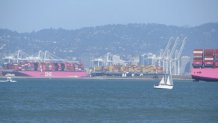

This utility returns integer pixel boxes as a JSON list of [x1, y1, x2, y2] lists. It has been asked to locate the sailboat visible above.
[[6, 77, 16, 82], [154, 74, 173, 89]]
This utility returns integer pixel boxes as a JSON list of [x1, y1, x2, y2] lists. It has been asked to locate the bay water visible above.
[[0, 78, 218, 123]]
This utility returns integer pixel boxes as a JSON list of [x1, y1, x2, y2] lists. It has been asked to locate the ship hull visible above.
[[2, 71, 88, 78], [192, 68, 218, 81], [153, 85, 173, 89]]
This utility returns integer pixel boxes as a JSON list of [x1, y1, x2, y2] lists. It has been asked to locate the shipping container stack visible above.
[[215, 49, 218, 67], [192, 49, 203, 68], [203, 49, 214, 67]]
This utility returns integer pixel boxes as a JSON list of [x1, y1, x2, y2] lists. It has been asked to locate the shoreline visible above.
[[0, 76, 193, 81]]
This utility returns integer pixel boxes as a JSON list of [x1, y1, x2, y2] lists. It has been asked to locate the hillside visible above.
[[0, 23, 218, 65]]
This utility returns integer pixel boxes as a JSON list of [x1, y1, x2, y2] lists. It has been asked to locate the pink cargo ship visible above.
[[192, 49, 218, 81], [192, 68, 218, 81], [1, 51, 89, 78], [1, 62, 88, 78], [2, 71, 88, 78]]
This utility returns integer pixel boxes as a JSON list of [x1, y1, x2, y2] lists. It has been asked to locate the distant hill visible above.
[[0, 23, 218, 66]]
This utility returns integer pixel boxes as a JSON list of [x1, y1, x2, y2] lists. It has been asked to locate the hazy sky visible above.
[[0, 0, 218, 32]]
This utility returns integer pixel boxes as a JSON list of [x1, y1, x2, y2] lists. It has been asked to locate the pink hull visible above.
[[192, 68, 218, 81], [14, 71, 88, 78]]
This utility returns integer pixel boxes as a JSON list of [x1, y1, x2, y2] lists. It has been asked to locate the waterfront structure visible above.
[[139, 53, 159, 66]]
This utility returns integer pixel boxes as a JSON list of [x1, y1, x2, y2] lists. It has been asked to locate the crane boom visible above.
[[176, 37, 187, 59], [169, 37, 180, 58], [162, 37, 173, 58]]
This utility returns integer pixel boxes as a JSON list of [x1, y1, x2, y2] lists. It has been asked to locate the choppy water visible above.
[[0, 78, 218, 123]]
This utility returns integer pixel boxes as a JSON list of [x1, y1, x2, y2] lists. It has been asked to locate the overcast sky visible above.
[[0, 0, 218, 32]]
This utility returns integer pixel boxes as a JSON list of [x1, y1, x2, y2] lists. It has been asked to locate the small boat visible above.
[[154, 74, 173, 89], [6, 77, 16, 82]]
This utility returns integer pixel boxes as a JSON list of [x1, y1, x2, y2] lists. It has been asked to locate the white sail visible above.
[[166, 76, 172, 85], [170, 75, 173, 85], [159, 76, 165, 85]]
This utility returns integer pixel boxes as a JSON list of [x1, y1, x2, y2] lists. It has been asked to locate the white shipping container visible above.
[[193, 51, 203, 54], [204, 58, 214, 60]]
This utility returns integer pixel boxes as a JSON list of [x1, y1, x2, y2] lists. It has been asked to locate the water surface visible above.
[[0, 78, 218, 123]]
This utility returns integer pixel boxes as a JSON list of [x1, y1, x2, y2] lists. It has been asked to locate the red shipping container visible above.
[[204, 52, 213, 54], [194, 53, 203, 56], [204, 51, 213, 54], [192, 61, 203, 64], [204, 49, 214, 52], [204, 60, 213, 64], [204, 55, 214, 58], [193, 58, 203, 61], [204, 49, 214, 51]]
